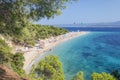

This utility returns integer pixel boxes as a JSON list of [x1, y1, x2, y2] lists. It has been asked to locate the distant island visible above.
[[56, 21, 120, 27]]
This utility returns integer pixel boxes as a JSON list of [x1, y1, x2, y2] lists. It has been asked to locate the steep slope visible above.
[[0, 65, 29, 80]]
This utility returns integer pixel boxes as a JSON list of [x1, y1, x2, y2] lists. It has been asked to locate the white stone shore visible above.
[[0, 31, 90, 73], [15, 31, 90, 73]]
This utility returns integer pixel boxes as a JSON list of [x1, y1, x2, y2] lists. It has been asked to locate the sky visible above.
[[37, 0, 120, 25]]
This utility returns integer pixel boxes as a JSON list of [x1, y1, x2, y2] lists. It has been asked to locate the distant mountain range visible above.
[[55, 21, 120, 27]]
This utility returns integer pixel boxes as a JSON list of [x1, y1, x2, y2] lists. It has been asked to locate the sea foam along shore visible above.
[[23, 31, 90, 73]]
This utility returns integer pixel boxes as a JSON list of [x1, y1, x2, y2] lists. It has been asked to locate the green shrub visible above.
[[73, 71, 84, 80], [92, 72, 116, 80], [0, 38, 12, 53], [34, 55, 65, 80], [11, 52, 25, 75], [0, 38, 13, 64], [0, 39, 25, 76]]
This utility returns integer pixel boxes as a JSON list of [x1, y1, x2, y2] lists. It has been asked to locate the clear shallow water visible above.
[[45, 32, 120, 80]]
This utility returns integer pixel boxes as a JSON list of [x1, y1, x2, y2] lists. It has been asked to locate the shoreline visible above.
[[23, 31, 90, 73]]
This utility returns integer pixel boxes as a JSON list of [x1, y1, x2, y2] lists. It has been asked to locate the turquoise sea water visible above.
[[45, 32, 120, 80]]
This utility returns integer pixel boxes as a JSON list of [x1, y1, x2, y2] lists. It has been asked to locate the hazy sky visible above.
[[37, 0, 120, 25]]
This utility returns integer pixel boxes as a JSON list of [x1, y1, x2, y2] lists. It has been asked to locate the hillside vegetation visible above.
[[0, 24, 68, 46]]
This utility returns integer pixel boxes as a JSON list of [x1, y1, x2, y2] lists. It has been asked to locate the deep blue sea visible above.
[[37, 27, 120, 80], [62, 27, 120, 32]]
